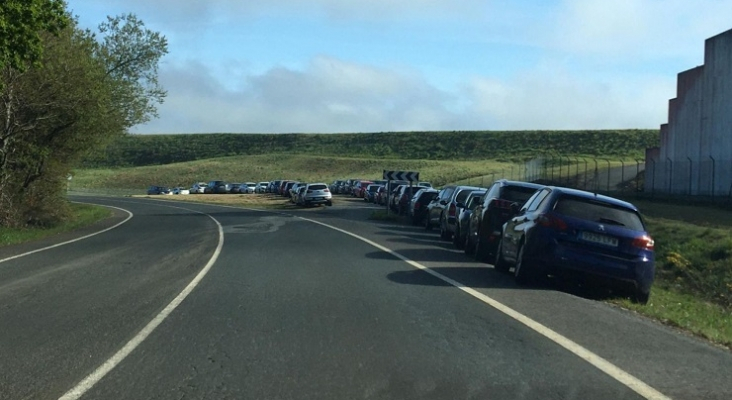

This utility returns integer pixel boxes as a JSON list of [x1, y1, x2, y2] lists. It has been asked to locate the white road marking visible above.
[[0, 204, 133, 265], [58, 204, 225, 400], [297, 216, 672, 400]]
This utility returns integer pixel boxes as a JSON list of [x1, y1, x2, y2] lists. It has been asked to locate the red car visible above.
[[353, 180, 373, 198]]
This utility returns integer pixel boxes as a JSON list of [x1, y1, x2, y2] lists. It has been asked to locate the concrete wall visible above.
[[648, 28, 732, 196]]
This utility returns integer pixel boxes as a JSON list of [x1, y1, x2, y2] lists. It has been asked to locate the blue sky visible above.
[[65, 0, 732, 134]]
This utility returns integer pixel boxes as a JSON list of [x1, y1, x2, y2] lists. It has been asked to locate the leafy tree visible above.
[[0, 12, 167, 227], [0, 0, 68, 71]]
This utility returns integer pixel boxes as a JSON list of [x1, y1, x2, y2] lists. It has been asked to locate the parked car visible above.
[[289, 182, 308, 202], [205, 180, 230, 194], [392, 185, 419, 215], [330, 180, 344, 193], [494, 186, 655, 303], [300, 183, 333, 206], [467, 180, 545, 261], [278, 180, 294, 196], [229, 183, 243, 194], [409, 188, 439, 225], [453, 189, 486, 249], [293, 185, 308, 205], [172, 187, 190, 195], [243, 182, 257, 194], [417, 182, 432, 188], [364, 184, 383, 203], [375, 186, 388, 205], [255, 182, 270, 193], [282, 181, 298, 197], [353, 180, 373, 198], [147, 185, 171, 195], [190, 182, 207, 194], [268, 180, 283, 193]]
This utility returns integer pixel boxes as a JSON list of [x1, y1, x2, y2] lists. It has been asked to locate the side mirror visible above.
[[440, 200, 448, 205]]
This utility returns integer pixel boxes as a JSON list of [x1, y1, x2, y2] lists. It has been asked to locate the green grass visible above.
[[0, 203, 112, 247], [611, 287, 732, 348]]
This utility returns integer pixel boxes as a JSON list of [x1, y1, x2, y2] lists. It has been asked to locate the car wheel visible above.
[[632, 288, 650, 305], [474, 235, 489, 263], [463, 233, 475, 255], [514, 242, 535, 285], [326, 200, 333, 206], [453, 225, 463, 249], [439, 218, 450, 240], [493, 239, 511, 273], [424, 214, 432, 231]]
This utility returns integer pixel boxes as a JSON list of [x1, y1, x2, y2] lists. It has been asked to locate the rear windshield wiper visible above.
[[597, 217, 625, 226]]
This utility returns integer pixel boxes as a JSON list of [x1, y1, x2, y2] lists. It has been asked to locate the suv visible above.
[[300, 183, 333, 206], [205, 180, 230, 194], [467, 180, 544, 261]]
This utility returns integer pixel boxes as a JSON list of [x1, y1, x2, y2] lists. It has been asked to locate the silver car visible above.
[[190, 182, 207, 194], [300, 183, 332, 206]]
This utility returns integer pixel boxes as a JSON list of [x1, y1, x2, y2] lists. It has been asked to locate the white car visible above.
[[190, 182, 207, 194], [243, 182, 257, 194], [172, 187, 190, 195], [255, 182, 269, 193], [300, 183, 332, 206]]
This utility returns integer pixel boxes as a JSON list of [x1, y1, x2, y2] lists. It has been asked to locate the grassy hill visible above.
[[81, 129, 659, 168]]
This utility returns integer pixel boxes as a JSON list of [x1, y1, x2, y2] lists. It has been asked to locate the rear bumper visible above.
[[527, 239, 655, 292]]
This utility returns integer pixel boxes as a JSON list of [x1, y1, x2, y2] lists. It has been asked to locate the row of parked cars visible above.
[[374, 179, 655, 304], [262, 179, 333, 207]]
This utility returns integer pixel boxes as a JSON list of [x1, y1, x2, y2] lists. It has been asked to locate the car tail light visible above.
[[414, 203, 420, 210], [632, 235, 655, 250], [324, 188, 330, 192], [537, 214, 567, 231], [448, 203, 456, 217]]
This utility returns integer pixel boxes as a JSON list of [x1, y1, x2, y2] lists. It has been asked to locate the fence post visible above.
[[605, 159, 611, 192], [620, 159, 625, 188], [583, 158, 588, 190], [593, 158, 599, 191], [710, 155, 715, 198], [649, 159, 656, 196], [687, 157, 693, 195], [666, 157, 673, 193]]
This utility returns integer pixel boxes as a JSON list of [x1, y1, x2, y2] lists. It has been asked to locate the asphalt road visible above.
[[0, 195, 730, 400]]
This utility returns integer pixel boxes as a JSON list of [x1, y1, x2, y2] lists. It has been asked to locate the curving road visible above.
[[0, 196, 729, 400]]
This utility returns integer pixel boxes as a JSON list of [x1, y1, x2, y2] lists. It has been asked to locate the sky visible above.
[[65, 0, 732, 134]]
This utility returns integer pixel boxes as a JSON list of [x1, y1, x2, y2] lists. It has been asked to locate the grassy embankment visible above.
[[0, 203, 111, 246]]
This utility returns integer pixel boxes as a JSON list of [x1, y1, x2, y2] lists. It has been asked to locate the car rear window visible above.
[[553, 196, 645, 231], [501, 186, 539, 204], [455, 189, 477, 203], [309, 184, 327, 190]]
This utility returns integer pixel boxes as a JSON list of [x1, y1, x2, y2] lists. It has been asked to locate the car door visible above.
[[502, 188, 551, 261]]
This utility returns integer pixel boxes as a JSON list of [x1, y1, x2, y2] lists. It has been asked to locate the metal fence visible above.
[[464, 157, 646, 194]]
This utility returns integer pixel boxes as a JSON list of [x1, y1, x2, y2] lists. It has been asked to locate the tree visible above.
[[0, 12, 167, 227], [0, 0, 68, 71]]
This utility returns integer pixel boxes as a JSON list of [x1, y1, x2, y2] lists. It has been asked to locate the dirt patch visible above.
[[132, 193, 331, 210]]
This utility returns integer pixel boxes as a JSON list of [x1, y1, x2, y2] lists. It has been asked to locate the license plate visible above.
[[580, 231, 618, 247]]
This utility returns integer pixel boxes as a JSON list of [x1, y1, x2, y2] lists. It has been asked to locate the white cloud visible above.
[[138, 56, 462, 133]]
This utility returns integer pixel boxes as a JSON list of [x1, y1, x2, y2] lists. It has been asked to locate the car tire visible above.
[[424, 214, 432, 230], [326, 200, 333, 206], [439, 217, 450, 241], [463, 233, 475, 255], [474, 235, 489, 263], [514, 242, 535, 285], [632, 288, 650, 305], [493, 239, 511, 273], [453, 225, 463, 249]]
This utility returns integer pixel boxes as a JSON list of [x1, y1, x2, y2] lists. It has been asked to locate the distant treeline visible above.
[[80, 130, 660, 168]]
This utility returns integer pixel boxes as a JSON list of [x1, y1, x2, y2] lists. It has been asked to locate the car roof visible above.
[[546, 186, 639, 211], [495, 179, 545, 190]]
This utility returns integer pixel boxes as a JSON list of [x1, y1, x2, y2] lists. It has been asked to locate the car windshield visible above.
[[309, 184, 327, 190], [502, 186, 540, 203]]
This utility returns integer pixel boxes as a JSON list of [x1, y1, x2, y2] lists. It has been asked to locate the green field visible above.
[[0, 203, 111, 247]]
